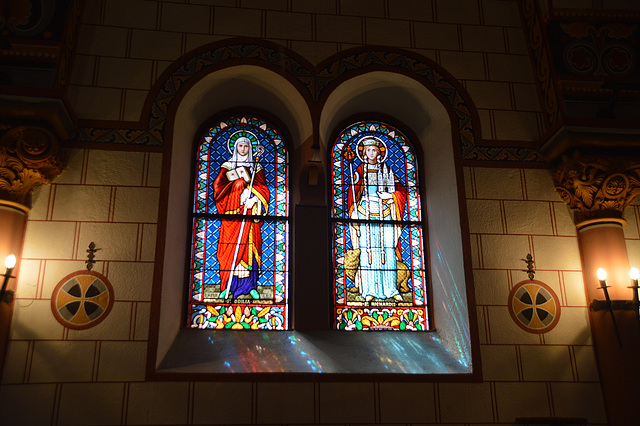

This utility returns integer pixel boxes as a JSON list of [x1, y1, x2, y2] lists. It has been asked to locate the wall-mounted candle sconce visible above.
[[0, 254, 16, 303], [589, 267, 640, 347]]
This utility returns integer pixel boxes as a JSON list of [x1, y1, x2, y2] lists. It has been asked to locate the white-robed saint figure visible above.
[[347, 137, 407, 302], [212, 136, 269, 300]]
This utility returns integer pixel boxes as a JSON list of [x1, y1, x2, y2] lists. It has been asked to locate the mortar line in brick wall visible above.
[[72, 221, 81, 261], [98, 0, 106, 26], [21, 340, 34, 383], [477, 234, 485, 269], [141, 152, 149, 187], [188, 381, 195, 424], [52, 383, 62, 425], [119, 89, 126, 122], [362, 17, 367, 44], [410, 21, 415, 49], [558, 270, 569, 307], [488, 109, 496, 139], [482, 52, 490, 80], [433, 382, 441, 423], [490, 381, 498, 423], [129, 301, 136, 340], [92, 340, 101, 381], [312, 14, 316, 42], [45, 183, 55, 221], [484, 305, 492, 344], [518, 169, 527, 201], [156, 2, 162, 31], [508, 82, 516, 110], [515, 344, 524, 381], [108, 186, 116, 223], [135, 224, 143, 263], [550, 201, 559, 236], [546, 381, 555, 416], [568, 345, 578, 381], [92, 56, 99, 86], [457, 24, 463, 51], [33, 259, 44, 299], [33, 182, 161, 189], [81, 149, 90, 185], [121, 382, 130, 425], [504, 26, 510, 54], [498, 199, 508, 234], [209, 6, 215, 34], [125, 28, 133, 59]]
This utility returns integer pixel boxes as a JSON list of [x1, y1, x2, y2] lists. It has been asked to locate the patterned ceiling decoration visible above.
[[549, 21, 638, 78], [508, 280, 561, 334], [76, 42, 544, 163]]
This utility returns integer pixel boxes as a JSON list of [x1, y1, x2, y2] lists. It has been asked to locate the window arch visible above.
[[188, 114, 289, 330], [331, 121, 429, 331]]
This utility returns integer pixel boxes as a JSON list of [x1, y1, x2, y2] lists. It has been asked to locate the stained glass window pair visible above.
[[188, 115, 428, 331]]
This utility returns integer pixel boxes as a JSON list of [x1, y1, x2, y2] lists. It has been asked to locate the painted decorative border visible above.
[[76, 42, 544, 163], [521, 0, 561, 129]]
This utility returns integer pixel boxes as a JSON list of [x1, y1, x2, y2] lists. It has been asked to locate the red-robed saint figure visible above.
[[212, 137, 269, 300]]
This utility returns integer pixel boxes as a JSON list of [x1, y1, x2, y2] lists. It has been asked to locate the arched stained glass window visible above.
[[189, 115, 289, 330], [331, 121, 428, 331]]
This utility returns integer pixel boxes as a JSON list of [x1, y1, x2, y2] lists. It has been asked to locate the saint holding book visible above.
[[212, 136, 269, 300]]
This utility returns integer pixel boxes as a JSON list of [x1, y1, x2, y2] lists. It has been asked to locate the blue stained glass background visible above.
[[331, 122, 429, 322], [193, 218, 288, 291], [190, 116, 289, 319]]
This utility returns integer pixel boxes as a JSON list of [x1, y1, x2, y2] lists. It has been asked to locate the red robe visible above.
[[213, 165, 269, 291]]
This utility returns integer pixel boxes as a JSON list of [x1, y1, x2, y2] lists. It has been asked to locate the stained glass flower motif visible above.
[[188, 115, 289, 330], [331, 121, 428, 330]]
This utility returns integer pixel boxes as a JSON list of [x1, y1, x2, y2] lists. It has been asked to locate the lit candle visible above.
[[0, 254, 16, 303], [597, 268, 608, 287]]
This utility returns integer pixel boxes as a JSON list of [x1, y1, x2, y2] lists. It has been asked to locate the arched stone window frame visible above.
[[109, 40, 483, 378]]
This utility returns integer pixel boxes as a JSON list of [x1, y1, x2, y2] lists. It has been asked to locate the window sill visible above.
[[155, 328, 471, 378]]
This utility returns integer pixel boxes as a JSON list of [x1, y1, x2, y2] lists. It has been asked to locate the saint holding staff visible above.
[[346, 137, 408, 302], [212, 134, 269, 300]]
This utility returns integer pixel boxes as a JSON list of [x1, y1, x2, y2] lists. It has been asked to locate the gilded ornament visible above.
[[553, 152, 640, 226], [0, 125, 65, 208]]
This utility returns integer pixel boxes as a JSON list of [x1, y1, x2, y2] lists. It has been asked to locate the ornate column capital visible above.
[[553, 152, 640, 228], [0, 125, 66, 208]]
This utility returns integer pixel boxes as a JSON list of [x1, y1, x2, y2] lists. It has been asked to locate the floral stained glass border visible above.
[[189, 115, 289, 330], [331, 121, 429, 331]]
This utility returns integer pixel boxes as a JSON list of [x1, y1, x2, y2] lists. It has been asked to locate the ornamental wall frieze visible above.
[[553, 152, 640, 225], [0, 125, 65, 208], [76, 42, 544, 163]]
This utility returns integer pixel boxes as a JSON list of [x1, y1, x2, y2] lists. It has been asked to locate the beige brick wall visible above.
[[67, 0, 542, 142], [1, 161, 608, 425]]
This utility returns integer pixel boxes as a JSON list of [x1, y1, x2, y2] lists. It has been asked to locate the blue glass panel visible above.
[[189, 115, 289, 329], [331, 121, 428, 331]]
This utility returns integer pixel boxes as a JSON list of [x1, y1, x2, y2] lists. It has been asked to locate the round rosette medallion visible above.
[[51, 271, 114, 329], [508, 280, 561, 334]]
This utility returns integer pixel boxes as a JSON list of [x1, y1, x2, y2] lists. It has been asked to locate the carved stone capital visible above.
[[0, 125, 66, 208], [553, 152, 640, 227]]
